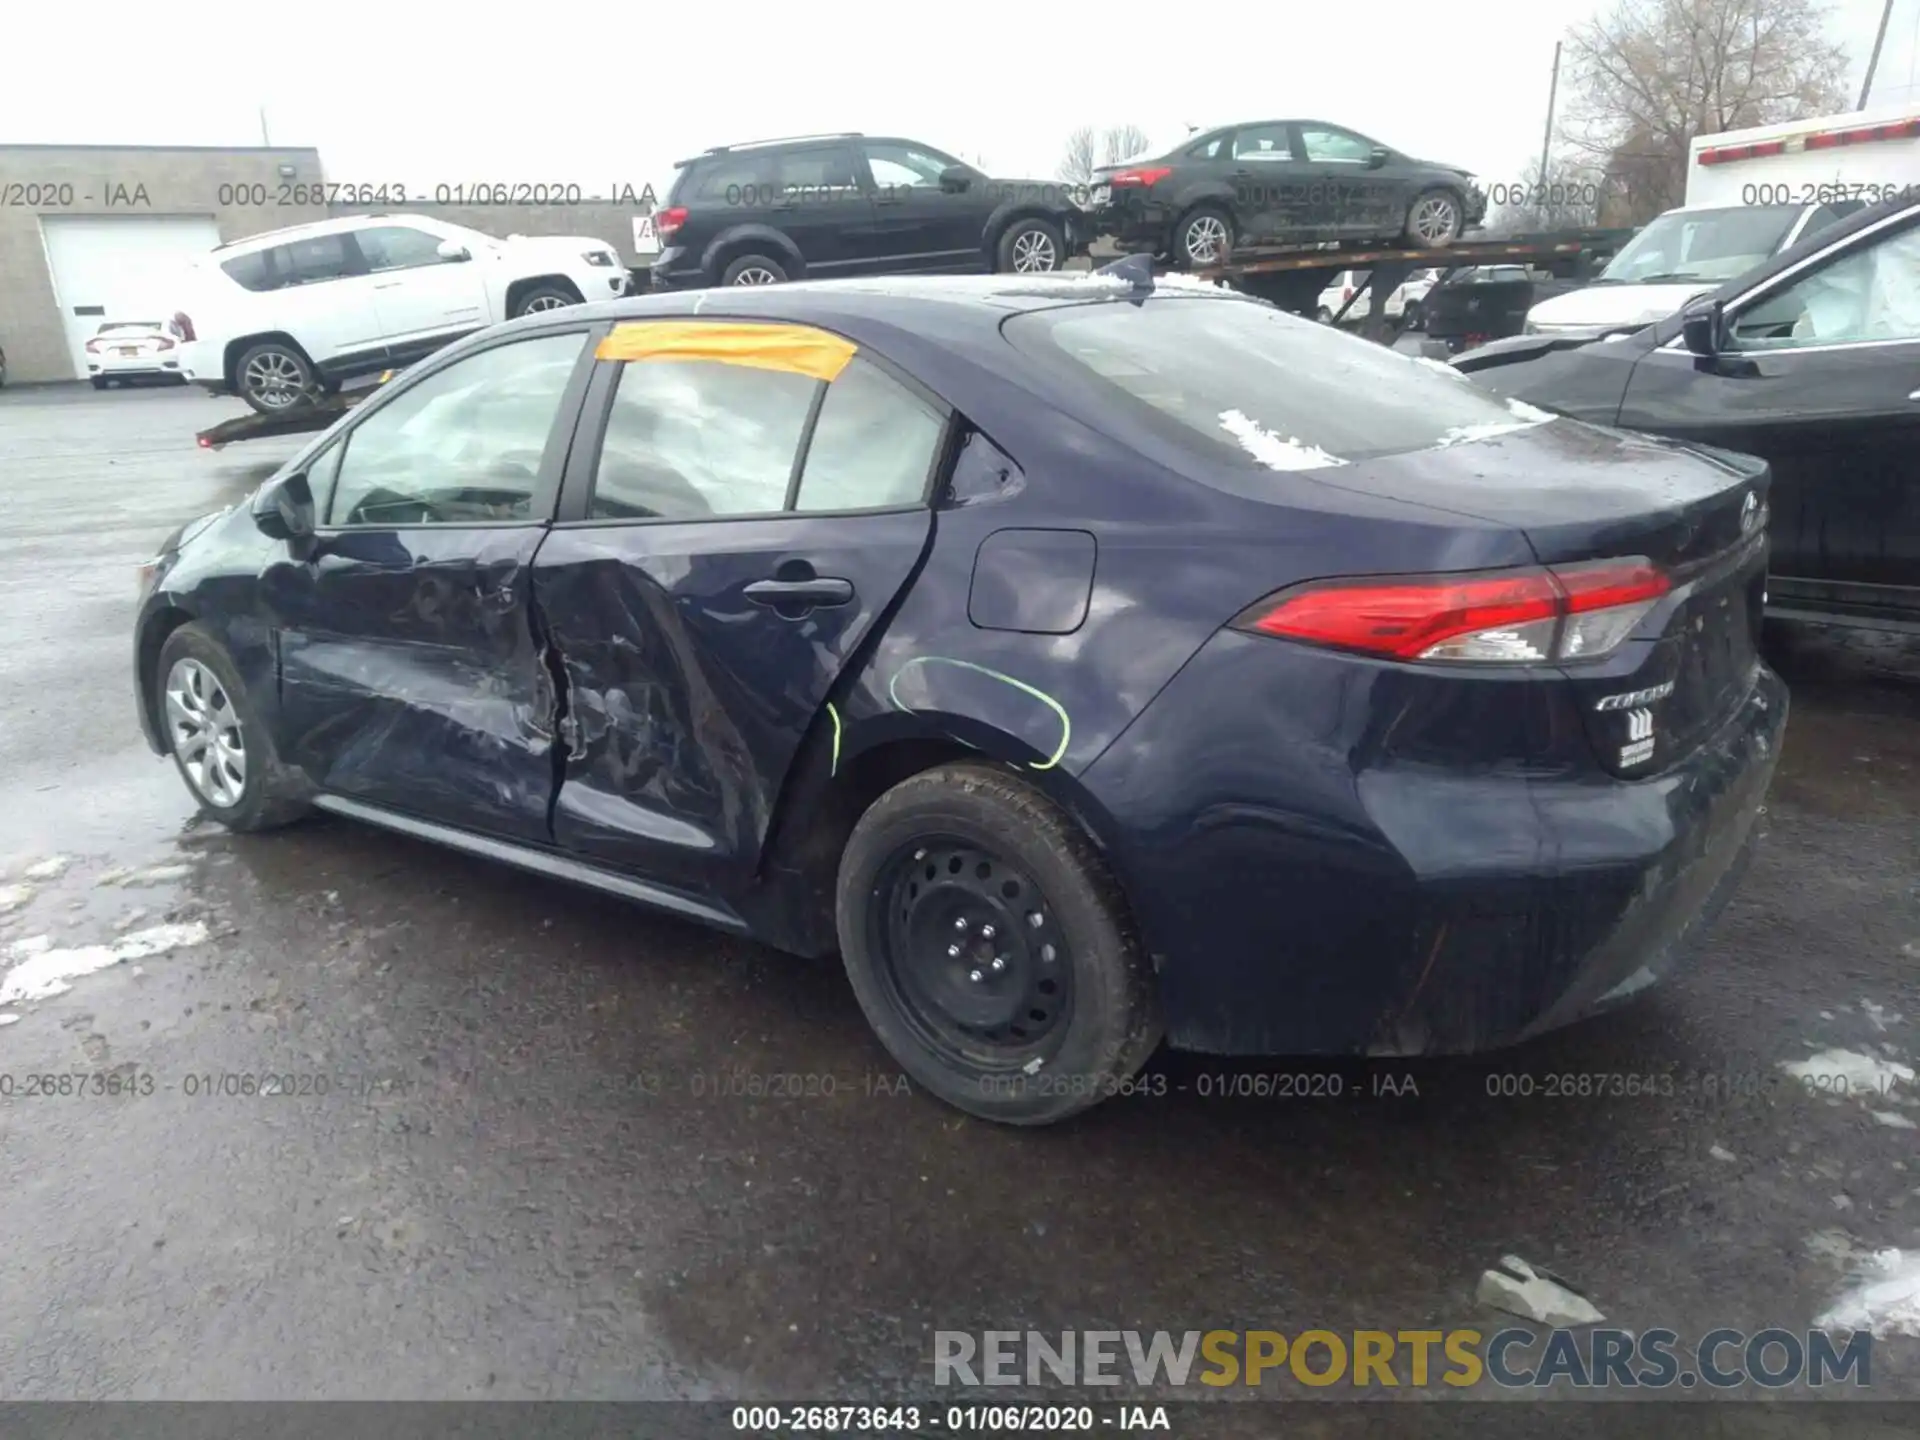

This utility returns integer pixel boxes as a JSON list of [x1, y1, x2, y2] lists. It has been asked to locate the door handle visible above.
[[744, 577, 854, 609]]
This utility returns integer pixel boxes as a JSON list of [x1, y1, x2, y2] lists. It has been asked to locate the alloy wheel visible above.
[[1412, 195, 1460, 245], [242, 351, 309, 410], [730, 266, 781, 286], [1183, 214, 1228, 266], [1011, 230, 1059, 272], [521, 293, 575, 312], [873, 837, 1073, 1065], [165, 657, 247, 807]]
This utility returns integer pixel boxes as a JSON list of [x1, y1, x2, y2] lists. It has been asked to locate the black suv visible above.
[[1090, 119, 1486, 269], [648, 133, 1095, 290]]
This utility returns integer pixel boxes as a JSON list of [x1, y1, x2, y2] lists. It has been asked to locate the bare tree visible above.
[[1561, 0, 1850, 225], [1481, 154, 1607, 236], [1058, 123, 1155, 183]]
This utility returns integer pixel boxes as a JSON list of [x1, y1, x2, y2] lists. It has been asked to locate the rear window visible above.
[[1002, 297, 1550, 472], [218, 249, 277, 292]]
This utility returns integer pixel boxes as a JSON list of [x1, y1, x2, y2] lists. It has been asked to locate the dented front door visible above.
[[531, 320, 945, 891], [263, 328, 597, 842]]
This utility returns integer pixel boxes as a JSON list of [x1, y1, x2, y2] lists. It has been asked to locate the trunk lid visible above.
[[1326, 420, 1771, 777]]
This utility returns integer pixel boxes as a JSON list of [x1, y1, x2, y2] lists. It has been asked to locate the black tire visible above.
[[90, 376, 108, 390], [1172, 205, 1233, 270], [1403, 188, 1464, 247], [154, 623, 310, 833], [835, 761, 1162, 1125], [234, 340, 318, 415], [720, 253, 789, 287], [1404, 299, 1425, 330], [509, 283, 580, 318], [996, 217, 1065, 274], [1316, 306, 1334, 324]]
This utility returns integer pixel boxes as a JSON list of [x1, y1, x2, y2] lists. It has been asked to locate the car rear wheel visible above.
[[235, 341, 318, 415], [156, 624, 309, 833], [1405, 189, 1464, 247], [1174, 206, 1233, 269], [511, 284, 580, 317], [835, 762, 1162, 1125], [997, 217, 1065, 274], [1316, 306, 1334, 324], [91, 376, 108, 390], [721, 254, 789, 286], [1404, 298, 1425, 329]]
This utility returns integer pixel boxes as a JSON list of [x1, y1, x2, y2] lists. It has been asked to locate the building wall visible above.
[[0, 146, 327, 383]]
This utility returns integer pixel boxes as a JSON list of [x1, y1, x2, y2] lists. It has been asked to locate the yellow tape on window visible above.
[[595, 321, 857, 382]]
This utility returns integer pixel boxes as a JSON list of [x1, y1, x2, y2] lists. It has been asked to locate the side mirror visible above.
[[1367, 147, 1389, 169], [254, 470, 317, 546], [938, 166, 972, 193], [1680, 298, 1724, 357], [436, 239, 472, 262]]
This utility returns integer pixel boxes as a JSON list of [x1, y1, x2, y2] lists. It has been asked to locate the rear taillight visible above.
[[174, 311, 196, 341], [656, 206, 688, 241], [85, 340, 101, 353], [1108, 166, 1172, 188], [156, 337, 175, 350], [1232, 559, 1670, 665]]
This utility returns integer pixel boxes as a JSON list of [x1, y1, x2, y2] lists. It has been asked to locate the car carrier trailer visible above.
[[193, 369, 401, 451], [1192, 228, 1636, 345]]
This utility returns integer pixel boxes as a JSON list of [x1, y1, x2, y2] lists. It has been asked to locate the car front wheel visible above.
[[1405, 189, 1464, 247], [835, 762, 1162, 1125], [997, 217, 1065, 274], [721, 254, 789, 286], [235, 341, 318, 414], [511, 283, 580, 317], [155, 624, 309, 832]]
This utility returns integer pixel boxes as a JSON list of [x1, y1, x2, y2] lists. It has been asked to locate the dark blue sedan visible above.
[[133, 268, 1787, 1123]]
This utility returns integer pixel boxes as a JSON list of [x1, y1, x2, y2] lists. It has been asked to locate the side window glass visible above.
[[357, 225, 449, 272], [862, 144, 951, 189], [794, 358, 945, 512], [1231, 126, 1294, 162], [1729, 222, 1920, 350], [275, 234, 356, 286], [774, 146, 860, 191], [692, 158, 767, 201], [1188, 135, 1225, 160], [1300, 127, 1374, 164], [219, 250, 277, 292], [591, 359, 817, 520], [302, 441, 345, 519], [326, 333, 584, 526]]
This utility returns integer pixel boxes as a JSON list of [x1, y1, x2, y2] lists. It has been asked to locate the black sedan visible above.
[[1455, 195, 1920, 634], [134, 267, 1784, 1124], [1089, 119, 1486, 268]]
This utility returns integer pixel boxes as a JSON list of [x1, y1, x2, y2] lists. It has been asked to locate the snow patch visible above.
[[0, 1015, 18, 1027], [0, 885, 33, 914], [1872, 1111, 1917, 1130], [1815, 1249, 1920, 1338], [0, 922, 209, 1005], [1218, 409, 1347, 471], [1781, 1048, 1915, 1094], [21, 856, 71, 881]]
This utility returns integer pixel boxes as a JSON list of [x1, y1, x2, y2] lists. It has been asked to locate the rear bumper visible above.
[[1080, 631, 1788, 1056], [1091, 197, 1176, 253]]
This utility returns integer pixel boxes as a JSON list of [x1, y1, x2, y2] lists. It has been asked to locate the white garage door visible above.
[[40, 215, 224, 378]]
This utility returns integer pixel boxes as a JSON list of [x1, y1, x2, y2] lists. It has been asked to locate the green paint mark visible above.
[[887, 656, 1072, 772], [826, 701, 842, 777]]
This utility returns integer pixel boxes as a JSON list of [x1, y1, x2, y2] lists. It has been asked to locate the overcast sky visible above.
[[1, 0, 1910, 198]]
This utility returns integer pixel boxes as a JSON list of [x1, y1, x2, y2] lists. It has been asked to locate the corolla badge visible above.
[[1594, 681, 1675, 712], [1740, 491, 1761, 535]]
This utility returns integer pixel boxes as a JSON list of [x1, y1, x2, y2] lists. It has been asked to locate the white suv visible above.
[[177, 214, 628, 413]]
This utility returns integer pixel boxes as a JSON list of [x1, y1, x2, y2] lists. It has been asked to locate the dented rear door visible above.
[[531, 320, 944, 892], [264, 327, 599, 842]]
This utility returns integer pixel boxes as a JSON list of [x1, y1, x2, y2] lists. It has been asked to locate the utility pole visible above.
[[1858, 0, 1896, 110], [1537, 40, 1562, 227]]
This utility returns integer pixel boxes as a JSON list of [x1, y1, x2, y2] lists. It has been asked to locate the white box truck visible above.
[[1523, 102, 1920, 339]]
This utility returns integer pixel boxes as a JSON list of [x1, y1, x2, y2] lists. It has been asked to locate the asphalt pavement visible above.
[[0, 383, 1916, 1411]]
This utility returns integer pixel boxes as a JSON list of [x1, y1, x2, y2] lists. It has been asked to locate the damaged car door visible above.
[[531, 320, 944, 895], [263, 328, 597, 841]]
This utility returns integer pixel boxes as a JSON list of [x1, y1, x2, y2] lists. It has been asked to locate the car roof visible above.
[[213, 213, 453, 252]]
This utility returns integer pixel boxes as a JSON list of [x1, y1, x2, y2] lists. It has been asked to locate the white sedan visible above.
[[86, 320, 190, 388], [1316, 268, 1443, 325]]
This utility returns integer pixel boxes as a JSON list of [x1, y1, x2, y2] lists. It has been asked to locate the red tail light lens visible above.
[[656, 206, 688, 241], [173, 311, 196, 341], [155, 336, 176, 350], [1233, 560, 1670, 665], [1109, 167, 1172, 188]]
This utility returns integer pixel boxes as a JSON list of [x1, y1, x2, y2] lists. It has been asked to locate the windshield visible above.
[[1597, 205, 1800, 285], [1002, 296, 1552, 474]]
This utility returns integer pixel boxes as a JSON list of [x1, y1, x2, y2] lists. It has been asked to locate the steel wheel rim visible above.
[[1413, 196, 1458, 243], [522, 293, 573, 312], [872, 837, 1072, 1069], [731, 267, 780, 286], [243, 351, 307, 409], [165, 657, 247, 808], [1184, 214, 1228, 264], [1011, 230, 1058, 272]]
